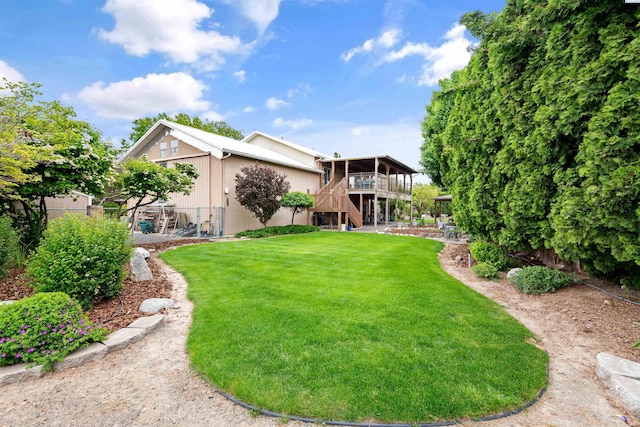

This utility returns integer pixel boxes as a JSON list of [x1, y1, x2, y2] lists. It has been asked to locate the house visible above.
[[45, 190, 94, 210], [121, 120, 417, 236], [311, 156, 417, 229]]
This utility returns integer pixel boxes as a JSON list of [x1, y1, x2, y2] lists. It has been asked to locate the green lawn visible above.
[[160, 233, 547, 424]]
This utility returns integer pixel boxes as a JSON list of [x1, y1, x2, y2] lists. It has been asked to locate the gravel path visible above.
[[0, 262, 302, 427], [1, 243, 638, 426]]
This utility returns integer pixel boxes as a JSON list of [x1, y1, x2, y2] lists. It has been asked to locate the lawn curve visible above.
[[160, 232, 547, 424]]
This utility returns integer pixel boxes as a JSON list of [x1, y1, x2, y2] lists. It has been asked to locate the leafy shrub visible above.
[[0, 292, 106, 371], [509, 266, 574, 295], [235, 225, 320, 238], [27, 214, 133, 310], [0, 215, 19, 279], [472, 262, 499, 280], [469, 241, 508, 270]]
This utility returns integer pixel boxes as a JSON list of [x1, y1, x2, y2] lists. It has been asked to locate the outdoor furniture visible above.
[[138, 221, 156, 234], [443, 225, 458, 240]]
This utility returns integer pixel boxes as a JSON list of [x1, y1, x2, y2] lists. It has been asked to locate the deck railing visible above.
[[344, 195, 363, 228], [313, 177, 363, 227], [347, 172, 411, 194], [314, 177, 335, 210]]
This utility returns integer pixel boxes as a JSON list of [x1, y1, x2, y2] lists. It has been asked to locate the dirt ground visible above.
[[1, 240, 639, 426]]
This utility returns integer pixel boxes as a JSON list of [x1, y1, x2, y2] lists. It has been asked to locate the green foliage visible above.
[[469, 241, 508, 271], [280, 191, 314, 225], [27, 214, 133, 310], [472, 262, 499, 280], [420, 76, 459, 189], [103, 156, 199, 226], [422, 1, 640, 285], [460, 10, 497, 40], [0, 80, 56, 198], [509, 266, 574, 295], [412, 183, 440, 218], [126, 113, 244, 148], [0, 215, 19, 278], [235, 225, 319, 238], [0, 292, 106, 371], [235, 164, 291, 227], [0, 79, 116, 249]]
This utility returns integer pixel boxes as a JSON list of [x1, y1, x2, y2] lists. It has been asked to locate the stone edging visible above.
[[0, 314, 164, 384]]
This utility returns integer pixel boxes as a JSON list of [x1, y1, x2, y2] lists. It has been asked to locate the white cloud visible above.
[[232, 70, 246, 83], [350, 126, 370, 137], [287, 83, 312, 99], [384, 23, 472, 86], [202, 110, 224, 121], [341, 28, 401, 62], [97, 0, 252, 70], [220, 0, 281, 34], [266, 97, 290, 110], [242, 106, 256, 113], [273, 117, 312, 130], [378, 28, 401, 48], [0, 60, 24, 84], [77, 72, 210, 120]]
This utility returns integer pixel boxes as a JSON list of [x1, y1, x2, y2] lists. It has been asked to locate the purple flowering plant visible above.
[[0, 292, 105, 371]]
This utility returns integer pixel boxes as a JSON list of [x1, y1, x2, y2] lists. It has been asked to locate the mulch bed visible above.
[[0, 239, 209, 332]]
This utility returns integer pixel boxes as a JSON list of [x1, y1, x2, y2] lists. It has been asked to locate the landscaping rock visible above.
[[596, 352, 640, 418], [101, 327, 148, 353], [130, 251, 153, 282], [507, 268, 523, 279], [128, 314, 164, 332], [140, 298, 175, 314], [136, 247, 151, 259], [0, 300, 15, 306], [53, 342, 108, 371], [0, 363, 45, 384]]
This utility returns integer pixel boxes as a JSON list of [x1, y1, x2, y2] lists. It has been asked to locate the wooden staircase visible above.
[[311, 178, 362, 228]]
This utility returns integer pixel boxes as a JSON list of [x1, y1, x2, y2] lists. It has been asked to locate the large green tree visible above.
[[0, 80, 57, 198], [421, 1, 640, 285], [0, 80, 116, 248], [124, 113, 244, 149], [412, 183, 440, 218]]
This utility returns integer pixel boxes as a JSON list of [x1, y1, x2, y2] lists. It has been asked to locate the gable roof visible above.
[[122, 120, 322, 174], [242, 130, 332, 160]]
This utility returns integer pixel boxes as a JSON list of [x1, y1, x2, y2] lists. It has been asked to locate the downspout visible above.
[[220, 151, 232, 236]]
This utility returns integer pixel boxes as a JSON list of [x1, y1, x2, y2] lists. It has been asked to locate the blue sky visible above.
[[0, 0, 506, 181]]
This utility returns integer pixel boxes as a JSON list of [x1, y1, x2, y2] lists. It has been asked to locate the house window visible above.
[[159, 141, 167, 157], [159, 161, 167, 168], [170, 139, 178, 155]]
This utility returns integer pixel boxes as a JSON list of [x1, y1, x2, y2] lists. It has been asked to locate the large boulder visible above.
[[136, 247, 151, 259], [507, 268, 523, 280], [130, 251, 153, 282]]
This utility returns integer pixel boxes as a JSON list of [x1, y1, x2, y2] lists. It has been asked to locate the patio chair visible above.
[[444, 225, 458, 240]]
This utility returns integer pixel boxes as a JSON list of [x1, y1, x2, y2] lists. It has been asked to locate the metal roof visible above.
[[122, 120, 321, 174]]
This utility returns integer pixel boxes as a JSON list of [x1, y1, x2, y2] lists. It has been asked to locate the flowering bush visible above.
[[27, 214, 133, 309], [0, 292, 106, 371]]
